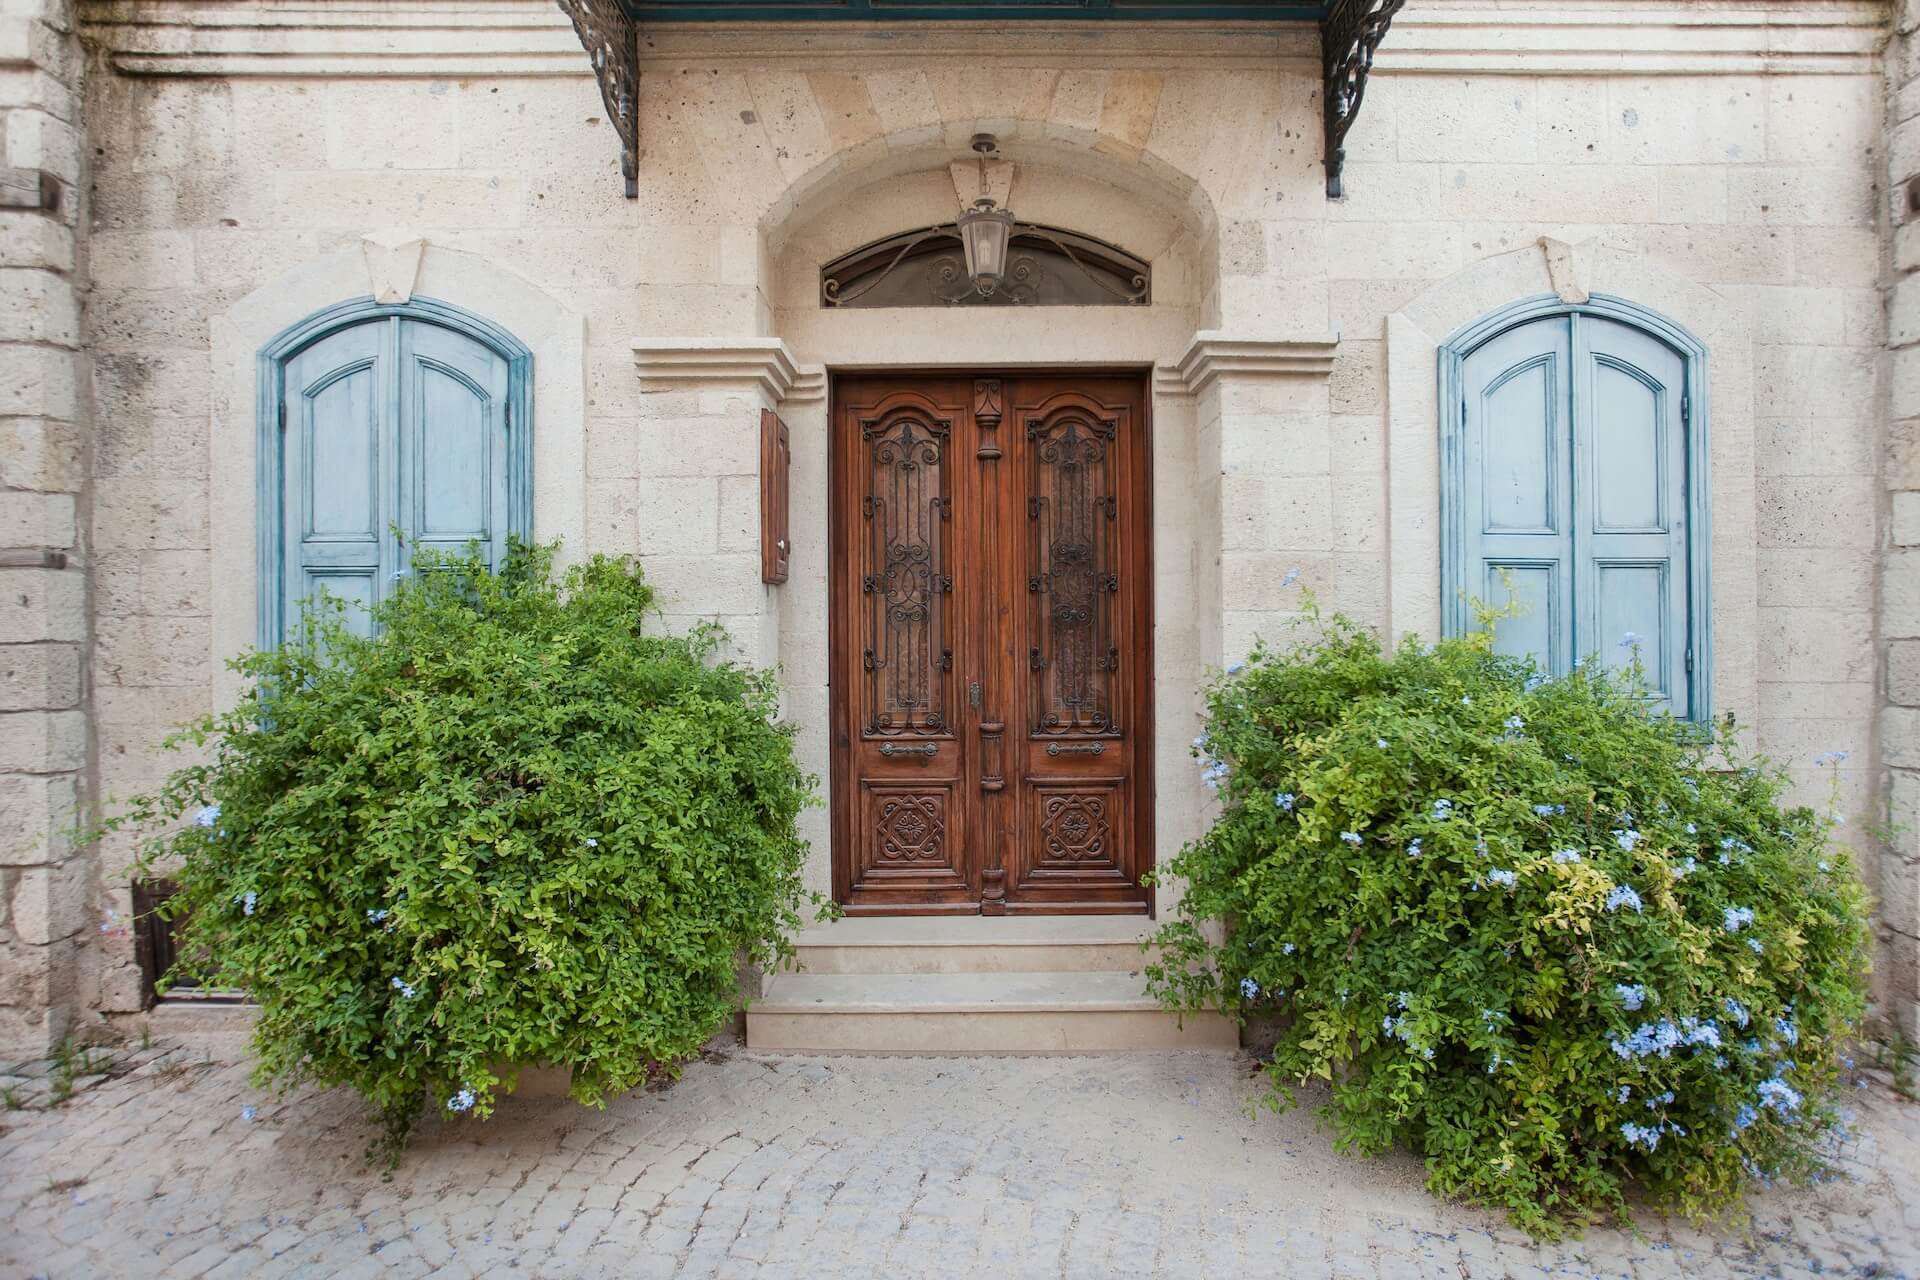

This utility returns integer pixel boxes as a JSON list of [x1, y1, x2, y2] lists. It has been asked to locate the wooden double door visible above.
[[830, 373, 1152, 914]]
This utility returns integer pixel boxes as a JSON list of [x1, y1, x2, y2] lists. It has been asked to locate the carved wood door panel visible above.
[[831, 374, 1151, 915]]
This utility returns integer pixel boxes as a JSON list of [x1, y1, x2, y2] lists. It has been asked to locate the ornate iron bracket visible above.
[[1321, 0, 1405, 199], [557, 0, 640, 198]]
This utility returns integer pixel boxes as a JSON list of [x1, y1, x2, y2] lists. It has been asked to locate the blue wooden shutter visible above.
[[1455, 311, 1693, 714], [1459, 316, 1576, 677], [278, 316, 514, 638], [397, 319, 513, 569], [282, 321, 388, 638], [1575, 316, 1690, 711]]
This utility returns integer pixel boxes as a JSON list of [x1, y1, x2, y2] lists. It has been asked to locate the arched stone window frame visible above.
[[1384, 240, 1755, 727], [1436, 292, 1712, 721], [209, 243, 585, 711], [254, 296, 536, 648]]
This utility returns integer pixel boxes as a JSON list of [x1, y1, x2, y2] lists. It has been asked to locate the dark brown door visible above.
[[830, 373, 1152, 915]]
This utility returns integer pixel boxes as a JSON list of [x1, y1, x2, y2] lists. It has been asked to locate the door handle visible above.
[[1046, 742, 1106, 756], [969, 681, 982, 707], [879, 743, 938, 758]]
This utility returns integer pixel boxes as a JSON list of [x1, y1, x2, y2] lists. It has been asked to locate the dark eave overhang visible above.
[[556, 0, 1403, 200]]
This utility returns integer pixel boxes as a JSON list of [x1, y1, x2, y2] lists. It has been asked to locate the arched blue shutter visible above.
[[1453, 310, 1695, 715], [277, 316, 514, 639]]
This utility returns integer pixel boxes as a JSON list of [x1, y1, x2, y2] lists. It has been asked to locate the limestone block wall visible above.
[[0, 0, 89, 1059], [50, 0, 1900, 1030], [1883, 0, 1920, 1035]]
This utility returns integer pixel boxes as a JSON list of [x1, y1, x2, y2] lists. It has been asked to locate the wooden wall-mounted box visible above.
[[761, 408, 790, 584]]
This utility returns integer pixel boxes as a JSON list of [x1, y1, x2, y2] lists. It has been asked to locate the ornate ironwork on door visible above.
[[822, 223, 1150, 309], [860, 410, 953, 735], [1026, 410, 1119, 736]]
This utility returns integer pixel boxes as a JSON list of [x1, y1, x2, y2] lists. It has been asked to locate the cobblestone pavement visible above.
[[2, 1034, 1916, 1280]]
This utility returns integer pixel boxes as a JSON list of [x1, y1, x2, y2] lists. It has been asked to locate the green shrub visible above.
[[114, 543, 816, 1153], [1146, 603, 1872, 1236]]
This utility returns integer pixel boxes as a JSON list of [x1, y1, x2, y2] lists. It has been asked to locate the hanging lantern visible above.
[[957, 198, 1015, 297], [957, 133, 1015, 297]]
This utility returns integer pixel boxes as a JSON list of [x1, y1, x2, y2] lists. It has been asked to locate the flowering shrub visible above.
[[1147, 606, 1872, 1235], [114, 544, 815, 1154]]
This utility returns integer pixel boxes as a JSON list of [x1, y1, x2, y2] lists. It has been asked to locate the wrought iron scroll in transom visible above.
[[822, 224, 1150, 309], [1321, 0, 1406, 198], [1026, 412, 1120, 736], [861, 412, 953, 735], [555, 0, 639, 198]]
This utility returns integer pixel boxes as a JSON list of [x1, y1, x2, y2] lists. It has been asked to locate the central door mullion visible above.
[[971, 379, 1012, 914]]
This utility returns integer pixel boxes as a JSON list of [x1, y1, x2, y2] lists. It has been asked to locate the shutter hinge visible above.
[[1685, 646, 1694, 673], [1681, 393, 1690, 426], [277, 399, 286, 432]]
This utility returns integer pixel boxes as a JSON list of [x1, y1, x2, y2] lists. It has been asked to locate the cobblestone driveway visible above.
[[3, 1034, 1916, 1279]]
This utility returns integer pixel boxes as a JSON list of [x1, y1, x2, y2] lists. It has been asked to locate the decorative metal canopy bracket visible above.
[[1320, 0, 1405, 199], [557, 0, 640, 198], [563, 0, 1402, 202]]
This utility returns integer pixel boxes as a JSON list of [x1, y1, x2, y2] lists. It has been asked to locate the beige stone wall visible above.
[[1883, 0, 1920, 1035], [50, 0, 1898, 1027], [0, 0, 89, 1058]]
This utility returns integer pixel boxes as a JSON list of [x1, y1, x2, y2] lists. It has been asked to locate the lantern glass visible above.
[[958, 200, 1015, 296]]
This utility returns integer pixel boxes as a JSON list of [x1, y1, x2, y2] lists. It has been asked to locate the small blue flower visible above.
[[1524, 673, 1547, 691], [1605, 885, 1643, 913], [1733, 1104, 1758, 1132], [1505, 716, 1525, 731], [1192, 733, 1210, 751], [1340, 831, 1363, 846], [1376, 738, 1388, 749], [1619, 632, 1642, 649], [1407, 838, 1422, 858], [1240, 977, 1260, 999], [1675, 856, 1696, 877], [1747, 937, 1765, 955], [1475, 837, 1489, 858], [1281, 567, 1300, 588], [1614, 829, 1641, 853], [448, 1089, 476, 1113], [1774, 1017, 1799, 1047], [1533, 803, 1564, 817], [1758, 1077, 1802, 1116], [1620, 1121, 1660, 1151], [193, 804, 221, 829], [1723, 998, 1750, 1028], [241, 1105, 256, 1122], [1552, 849, 1582, 864], [366, 908, 388, 923], [1226, 661, 1245, 676], [1615, 984, 1647, 1011], [390, 976, 418, 1000], [1814, 750, 1850, 767], [1420, 1046, 1435, 1061], [1684, 822, 1697, 835], [1617, 1086, 1632, 1103], [1486, 868, 1518, 889], [1723, 906, 1755, 933], [1431, 799, 1454, 821], [236, 891, 257, 917], [1281, 941, 1296, 955], [1460, 695, 1472, 707], [1274, 791, 1295, 812]]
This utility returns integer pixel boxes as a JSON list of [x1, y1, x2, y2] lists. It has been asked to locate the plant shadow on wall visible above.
[[1146, 592, 1875, 1239], [97, 543, 821, 1161]]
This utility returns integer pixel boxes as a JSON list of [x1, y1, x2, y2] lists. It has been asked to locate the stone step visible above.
[[746, 970, 1238, 1053], [781, 915, 1160, 976]]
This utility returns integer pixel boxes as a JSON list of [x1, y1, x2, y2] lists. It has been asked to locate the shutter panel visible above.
[[1575, 315, 1690, 713], [282, 321, 388, 638], [1460, 316, 1575, 677], [398, 319, 514, 570]]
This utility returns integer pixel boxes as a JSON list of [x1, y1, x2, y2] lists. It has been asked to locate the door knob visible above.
[[969, 681, 982, 707]]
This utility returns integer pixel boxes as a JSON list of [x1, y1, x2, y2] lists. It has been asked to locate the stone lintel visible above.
[[632, 338, 802, 402], [1160, 331, 1340, 397]]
